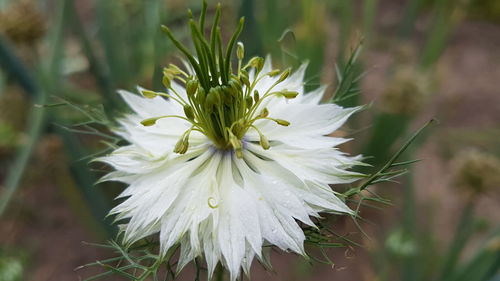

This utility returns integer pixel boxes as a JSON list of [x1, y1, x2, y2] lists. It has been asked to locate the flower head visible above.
[[98, 3, 363, 280]]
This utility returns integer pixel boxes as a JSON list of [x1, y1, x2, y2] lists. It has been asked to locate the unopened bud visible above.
[[141, 90, 158, 99]]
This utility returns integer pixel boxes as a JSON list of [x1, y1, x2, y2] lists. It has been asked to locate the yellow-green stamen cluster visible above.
[[141, 2, 297, 157]]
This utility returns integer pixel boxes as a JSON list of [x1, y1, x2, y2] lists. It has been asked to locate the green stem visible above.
[[419, 0, 455, 70], [69, 0, 116, 105], [337, 0, 354, 65], [0, 86, 47, 216], [362, 0, 378, 44], [438, 200, 476, 280], [399, 0, 424, 38]]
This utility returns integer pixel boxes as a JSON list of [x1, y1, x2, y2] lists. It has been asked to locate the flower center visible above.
[[139, 3, 297, 157]]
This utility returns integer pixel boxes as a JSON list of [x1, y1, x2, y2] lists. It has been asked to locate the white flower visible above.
[[97, 57, 363, 280], [95, 4, 365, 279]]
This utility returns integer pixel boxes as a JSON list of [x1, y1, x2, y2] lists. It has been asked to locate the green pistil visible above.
[[142, 1, 298, 157]]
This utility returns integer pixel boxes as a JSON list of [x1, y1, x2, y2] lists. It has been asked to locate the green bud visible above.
[[141, 90, 158, 99], [186, 79, 198, 98], [259, 134, 270, 150], [253, 90, 260, 103], [141, 117, 159, 126], [237, 42, 244, 60], [275, 119, 290, 126], [281, 90, 299, 99], [277, 68, 291, 83], [183, 105, 195, 120]]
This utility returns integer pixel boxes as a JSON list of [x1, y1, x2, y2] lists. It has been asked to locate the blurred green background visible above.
[[0, 0, 499, 280]]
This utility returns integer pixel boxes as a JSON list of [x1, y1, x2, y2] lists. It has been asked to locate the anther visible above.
[[141, 90, 158, 99], [186, 79, 198, 98], [253, 90, 260, 103], [268, 69, 281, 77], [183, 105, 195, 121], [141, 117, 160, 126], [281, 90, 299, 99], [277, 68, 291, 83], [259, 134, 270, 150], [275, 119, 290, 126]]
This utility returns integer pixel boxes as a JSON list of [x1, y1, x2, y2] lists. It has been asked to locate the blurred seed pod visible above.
[[0, 1, 46, 46], [379, 67, 430, 116], [393, 43, 417, 66], [451, 148, 500, 195], [385, 228, 417, 258]]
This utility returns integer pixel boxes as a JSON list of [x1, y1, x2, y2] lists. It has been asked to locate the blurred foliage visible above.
[[0, 248, 27, 281], [469, 0, 500, 22]]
